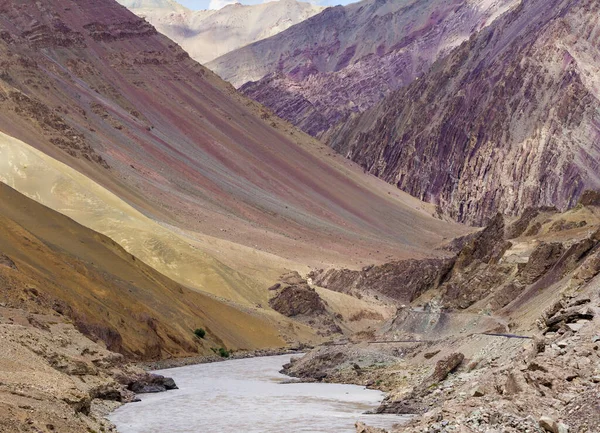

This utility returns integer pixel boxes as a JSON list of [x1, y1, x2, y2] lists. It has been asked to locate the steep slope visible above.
[[210, 0, 518, 137], [327, 0, 600, 225], [0, 0, 465, 290], [117, 0, 325, 64], [0, 182, 284, 359]]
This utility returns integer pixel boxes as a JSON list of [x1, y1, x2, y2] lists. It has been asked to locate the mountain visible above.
[[0, 0, 468, 359], [208, 0, 518, 137], [326, 0, 600, 225], [0, 181, 283, 358], [117, 0, 325, 64]]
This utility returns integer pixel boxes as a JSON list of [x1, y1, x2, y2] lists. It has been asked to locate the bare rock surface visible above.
[[221, 0, 518, 137], [327, 0, 600, 224], [268, 272, 342, 336], [0, 307, 177, 433]]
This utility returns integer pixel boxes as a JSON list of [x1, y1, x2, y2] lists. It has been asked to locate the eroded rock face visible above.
[[327, 0, 600, 225], [314, 210, 600, 314], [226, 0, 518, 137], [269, 285, 326, 317], [427, 352, 464, 384], [268, 272, 341, 336], [310, 258, 455, 305], [0, 254, 16, 269]]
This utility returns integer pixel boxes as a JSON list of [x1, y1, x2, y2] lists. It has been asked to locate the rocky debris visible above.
[[282, 349, 348, 381], [549, 219, 587, 233], [538, 416, 559, 433], [355, 421, 388, 433], [270, 284, 326, 317], [7, 90, 109, 168], [326, 0, 600, 225], [0, 253, 17, 269], [309, 257, 455, 305], [506, 207, 556, 239], [21, 20, 86, 49], [454, 214, 511, 269], [518, 242, 565, 285], [544, 305, 594, 333], [542, 297, 594, 332], [281, 344, 402, 382], [83, 20, 157, 42], [423, 350, 440, 360], [470, 385, 485, 397], [0, 307, 178, 433]]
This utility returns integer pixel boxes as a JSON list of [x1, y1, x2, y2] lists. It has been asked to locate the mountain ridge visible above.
[[210, 0, 520, 137], [326, 0, 600, 225], [117, 0, 326, 64]]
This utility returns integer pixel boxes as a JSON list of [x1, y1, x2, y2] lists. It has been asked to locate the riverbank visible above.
[[137, 346, 308, 370]]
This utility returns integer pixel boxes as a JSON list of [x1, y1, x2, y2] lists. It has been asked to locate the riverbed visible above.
[[109, 354, 409, 433]]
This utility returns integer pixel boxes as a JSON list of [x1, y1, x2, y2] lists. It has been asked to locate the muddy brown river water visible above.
[[109, 354, 409, 433]]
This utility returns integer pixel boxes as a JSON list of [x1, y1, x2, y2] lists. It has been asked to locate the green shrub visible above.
[[193, 328, 206, 339], [211, 347, 230, 358]]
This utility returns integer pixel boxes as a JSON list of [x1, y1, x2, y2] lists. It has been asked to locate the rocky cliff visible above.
[[212, 0, 518, 137], [327, 0, 600, 225]]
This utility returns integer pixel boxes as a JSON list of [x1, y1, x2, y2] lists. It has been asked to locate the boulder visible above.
[[128, 373, 178, 394], [539, 416, 559, 433], [428, 353, 464, 383], [471, 386, 485, 397]]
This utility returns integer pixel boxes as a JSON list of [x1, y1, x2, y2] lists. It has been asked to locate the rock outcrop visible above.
[[313, 204, 600, 314], [0, 306, 177, 433], [268, 272, 342, 336], [218, 0, 518, 137], [327, 0, 600, 224], [310, 258, 455, 305]]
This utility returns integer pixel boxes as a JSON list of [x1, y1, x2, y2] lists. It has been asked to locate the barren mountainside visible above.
[[0, 0, 468, 370], [117, 0, 325, 64], [327, 0, 600, 225], [211, 0, 518, 137]]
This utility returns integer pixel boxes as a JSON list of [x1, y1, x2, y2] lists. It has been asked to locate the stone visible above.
[[557, 423, 569, 433], [471, 386, 485, 397], [428, 353, 464, 384], [424, 350, 440, 360], [355, 422, 388, 433], [539, 416, 559, 433], [566, 323, 585, 332]]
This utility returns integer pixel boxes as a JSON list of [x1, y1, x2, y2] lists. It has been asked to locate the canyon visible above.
[[0, 0, 599, 432]]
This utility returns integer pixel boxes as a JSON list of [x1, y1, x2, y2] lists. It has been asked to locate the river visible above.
[[109, 354, 409, 433]]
